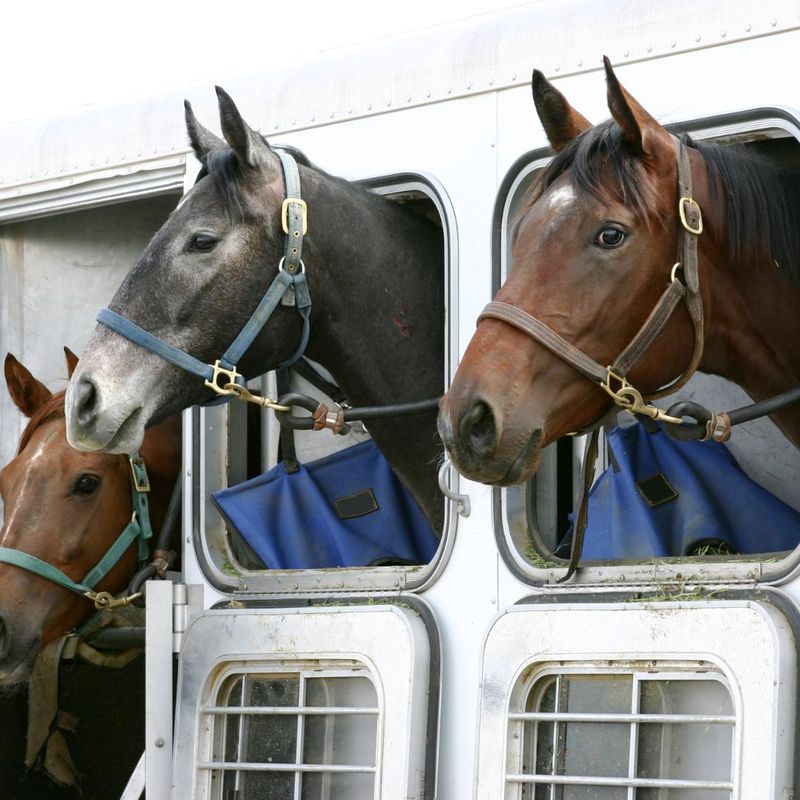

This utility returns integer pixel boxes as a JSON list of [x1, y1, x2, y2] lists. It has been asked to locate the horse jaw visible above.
[[65, 328, 175, 454]]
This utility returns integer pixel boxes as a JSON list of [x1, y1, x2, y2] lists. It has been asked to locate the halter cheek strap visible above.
[[96, 149, 311, 409], [0, 454, 154, 613]]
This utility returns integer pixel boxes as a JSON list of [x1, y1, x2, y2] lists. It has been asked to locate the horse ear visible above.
[[184, 100, 225, 162], [215, 86, 271, 169], [604, 56, 673, 160], [4, 354, 52, 417], [531, 69, 592, 152], [64, 346, 79, 378]]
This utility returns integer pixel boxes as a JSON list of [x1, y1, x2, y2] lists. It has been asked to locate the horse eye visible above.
[[72, 474, 100, 497], [594, 227, 626, 249], [191, 233, 217, 252]]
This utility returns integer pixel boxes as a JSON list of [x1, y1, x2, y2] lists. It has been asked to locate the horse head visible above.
[[63, 88, 444, 529], [438, 59, 719, 485], [0, 350, 181, 685], [65, 88, 310, 455]]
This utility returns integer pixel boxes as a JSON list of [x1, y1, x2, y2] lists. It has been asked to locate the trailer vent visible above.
[[507, 670, 735, 798], [200, 668, 378, 800]]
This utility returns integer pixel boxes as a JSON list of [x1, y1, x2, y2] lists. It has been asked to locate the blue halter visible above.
[[96, 149, 311, 402]]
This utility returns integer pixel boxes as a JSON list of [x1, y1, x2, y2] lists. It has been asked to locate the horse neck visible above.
[[294, 174, 445, 528], [138, 415, 182, 534], [701, 246, 800, 445]]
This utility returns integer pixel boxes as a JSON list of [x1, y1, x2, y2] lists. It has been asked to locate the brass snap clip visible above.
[[601, 369, 683, 425], [85, 590, 143, 611]]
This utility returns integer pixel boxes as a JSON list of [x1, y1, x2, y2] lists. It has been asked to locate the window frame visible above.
[[186, 171, 457, 596], [174, 601, 438, 800], [475, 595, 798, 800], [491, 107, 800, 587]]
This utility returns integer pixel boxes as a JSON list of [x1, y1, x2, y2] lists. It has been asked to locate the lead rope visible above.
[[558, 429, 600, 583]]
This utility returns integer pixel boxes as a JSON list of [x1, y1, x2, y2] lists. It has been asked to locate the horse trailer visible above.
[[3, 1, 800, 798]]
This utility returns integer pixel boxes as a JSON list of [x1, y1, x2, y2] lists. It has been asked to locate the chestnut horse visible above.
[[0, 350, 181, 685], [439, 59, 800, 485], [63, 87, 444, 530]]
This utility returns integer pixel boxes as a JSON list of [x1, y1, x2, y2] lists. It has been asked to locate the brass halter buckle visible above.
[[601, 369, 683, 425], [281, 197, 308, 235], [678, 196, 703, 235]]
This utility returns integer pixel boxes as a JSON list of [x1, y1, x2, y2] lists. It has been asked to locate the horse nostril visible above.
[[73, 376, 99, 428], [459, 400, 497, 458]]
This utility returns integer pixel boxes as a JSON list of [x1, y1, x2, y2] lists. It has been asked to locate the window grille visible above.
[[200, 668, 379, 800], [507, 670, 735, 799]]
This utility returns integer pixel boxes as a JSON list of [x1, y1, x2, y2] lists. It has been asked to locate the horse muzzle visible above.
[[65, 370, 146, 454], [437, 393, 544, 485]]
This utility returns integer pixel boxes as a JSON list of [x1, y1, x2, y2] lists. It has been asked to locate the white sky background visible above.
[[0, 0, 529, 126]]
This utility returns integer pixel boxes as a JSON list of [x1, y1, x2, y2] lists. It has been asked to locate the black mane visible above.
[[196, 140, 413, 233], [536, 120, 800, 285]]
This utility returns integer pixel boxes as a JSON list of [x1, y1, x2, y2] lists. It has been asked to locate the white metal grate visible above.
[[200, 668, 379, 800], [507, 670, 736, 799]]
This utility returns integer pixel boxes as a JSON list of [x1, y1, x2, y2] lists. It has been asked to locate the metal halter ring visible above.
[[278, 256, 305, 275]]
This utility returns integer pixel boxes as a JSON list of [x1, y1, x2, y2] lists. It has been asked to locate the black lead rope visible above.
[[557, 428, 600, 584], [274, 392, 441, 434], [665, 386, 800, 442], [272, 358, 441, 434]]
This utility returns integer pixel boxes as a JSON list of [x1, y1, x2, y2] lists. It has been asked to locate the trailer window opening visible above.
[[507, 668, 735, 798], [499, 121, 800, 579], [200, 176, 451, 588]]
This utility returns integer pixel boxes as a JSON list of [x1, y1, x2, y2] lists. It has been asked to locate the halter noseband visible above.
[[480, 137, 705, 429], [95, 148, 311, 410], [0, 454, 154, 612]]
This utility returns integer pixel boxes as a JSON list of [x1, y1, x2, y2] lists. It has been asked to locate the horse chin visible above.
[[448, 427, 544, 486], [494, 427, 543, 486], [0, 636, 41, 688]]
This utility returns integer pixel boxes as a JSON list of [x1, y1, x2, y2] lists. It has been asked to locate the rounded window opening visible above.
[[192, 175, 452, 593], [498, 117, 800, 583]]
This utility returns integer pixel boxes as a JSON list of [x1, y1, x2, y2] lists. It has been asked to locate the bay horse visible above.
[[0, 350, 181, 686], [438, 58, 800, 485], [64, 87, 444, 531]]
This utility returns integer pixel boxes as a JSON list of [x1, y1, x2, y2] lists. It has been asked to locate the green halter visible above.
[[0, 454, 155, 611]]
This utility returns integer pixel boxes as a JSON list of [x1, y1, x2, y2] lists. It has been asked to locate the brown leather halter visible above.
[[479, 138, 705, 581], [480, 137, 704, 430]]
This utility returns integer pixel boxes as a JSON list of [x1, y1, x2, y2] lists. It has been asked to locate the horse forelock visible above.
[[17, 392, 67, 456], [538, 121, 654, 218], [198, 141, 315, 219]]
